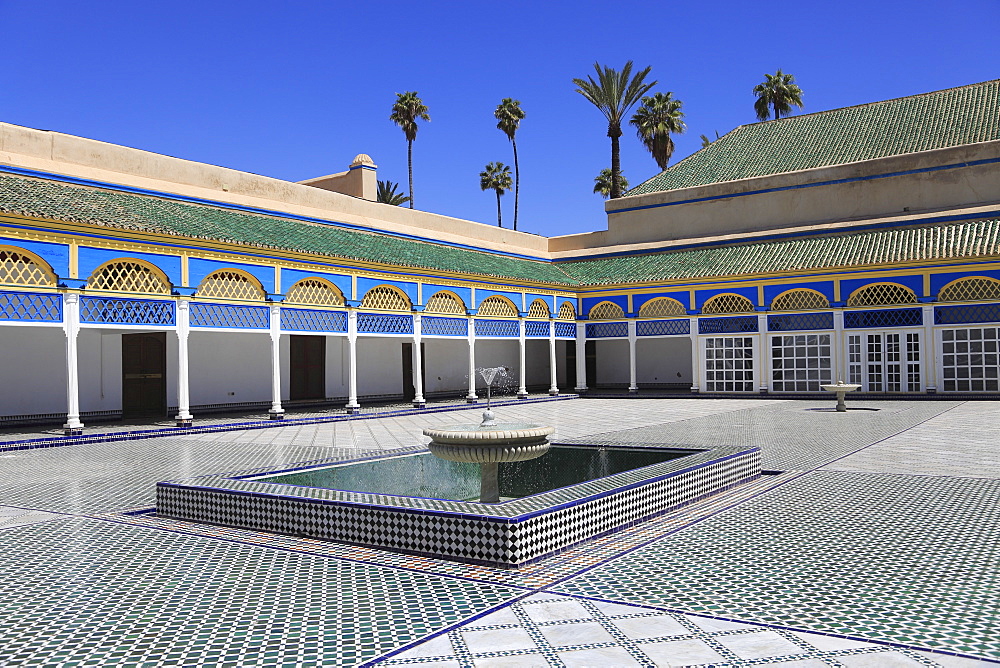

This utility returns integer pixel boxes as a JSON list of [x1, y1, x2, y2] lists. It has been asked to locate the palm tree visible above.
[[494, 98, 525, 231], [480, 162, 512, 227], [376, 180, 410, 206], [753, 70, 804, 121], [573, 61, 656, 199], [593, 168, 628, 199], [700, 131, 721, 148], [630, 92, 686, 171], [389, 92, 430, 209]]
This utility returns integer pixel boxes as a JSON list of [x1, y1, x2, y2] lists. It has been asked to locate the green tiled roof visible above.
[[629, 79, 1000, 196], [0, 174, 576, 285], [560, 218, 1000, 286]]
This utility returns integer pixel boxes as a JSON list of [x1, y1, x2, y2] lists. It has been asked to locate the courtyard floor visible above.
[[0, 398, 997, 667]]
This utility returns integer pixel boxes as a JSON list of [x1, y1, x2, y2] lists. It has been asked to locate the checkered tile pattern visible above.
[[158, 447, 760, 566]]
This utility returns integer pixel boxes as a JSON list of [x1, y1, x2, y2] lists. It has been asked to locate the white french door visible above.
[[847, 331, 922, 392]]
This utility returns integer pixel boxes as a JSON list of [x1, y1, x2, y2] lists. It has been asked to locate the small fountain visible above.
[[423, 367, 553, 502], [820, 379, 862, 412]]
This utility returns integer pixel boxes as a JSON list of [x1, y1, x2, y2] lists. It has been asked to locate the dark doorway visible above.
[[585, 340, 597, 388], [565, 342, 576, 389], [290, 335, 326, 400], [564, 341, 597, 389], [122, 332, 167, 419], [401, 342, 426, 401]]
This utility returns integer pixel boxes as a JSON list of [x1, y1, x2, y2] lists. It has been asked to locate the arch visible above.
[[936, 276, 1000, 303], [87, 258, 171, 294], [846, 282, 917, 308], [424, 290, 466, 314], [284, 278, 344, 307], [527, 298, 550, 319], [196, 268, 266, 301], [477, 295, 519, 318], [769, 288, 831, 311], [0, 245, 56, 287], [360, 284, 412, 311], [588, 301, 625, 320], [637, 297, 686, 318], [701, 293, 755, 314], [557, 301, 576, 320]]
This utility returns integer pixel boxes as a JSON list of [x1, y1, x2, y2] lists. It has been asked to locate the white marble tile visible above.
[[523, 599, 593, 623], [714, 630, 807, 659], [611, 615, 689, 639], [559, 645, 643, 667], [838, 651, 927, 667], [538, 621, 616, 648], [786, 630, 874, 652], [474, 654, 549, 668], [462, 628, 537, 653], [682, 614, 755, 633], [639, 638, 726, 666]]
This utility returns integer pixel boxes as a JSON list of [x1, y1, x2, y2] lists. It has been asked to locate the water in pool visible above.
[[253, 445, 695, 502]]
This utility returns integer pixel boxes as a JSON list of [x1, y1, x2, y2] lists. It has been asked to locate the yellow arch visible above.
[[557, 301, 576, 320], [360, 284, 412, 311], [588, 301, 625, 320], [477, 295, 519, 317], [424, 290, 467, 314], [701, 293, 755, 314], [769, 288, 830, 311], [637, 296, 686, 318], [846, 282, 917, 307], [196, 268, 266, 301], [87, 257, 172, 294], [936, 276, 1000, 303], [285, 277, 345, 306], [527, 298, 551, 319], [0, 244, 57, 287]]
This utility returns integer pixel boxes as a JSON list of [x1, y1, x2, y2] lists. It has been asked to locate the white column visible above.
[[62, 293, 84, 435], [412, 313, 425, 407], [575, 322, 587, 392], [517, 318, 528, 398], [465, 319, 478, 402], [174, 299, 193, 426], [689, 318, 700, 393], [548, 321, 559, 395], [268, 303, 284, 419], [833, 310, 846, 383], [347, 310, 360, 413], [757, 313, 769, 393], [922, 303, 936, 393], [628, 320, 638, 393]]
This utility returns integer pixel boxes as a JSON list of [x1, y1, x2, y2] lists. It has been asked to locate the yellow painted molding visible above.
[[68, 241, 78, 279]]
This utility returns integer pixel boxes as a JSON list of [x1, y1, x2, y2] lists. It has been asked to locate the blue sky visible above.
[[3, 1, 998, 238]]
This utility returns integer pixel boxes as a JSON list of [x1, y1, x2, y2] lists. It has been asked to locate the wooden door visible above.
[[122, 332, 167, 418], [290, 335, 326, 400]]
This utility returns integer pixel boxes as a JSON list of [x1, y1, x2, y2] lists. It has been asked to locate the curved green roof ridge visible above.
[[628, 79, 1000, 196]]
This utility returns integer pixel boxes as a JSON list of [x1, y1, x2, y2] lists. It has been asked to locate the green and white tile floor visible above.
[[1, 398, 997, 666]]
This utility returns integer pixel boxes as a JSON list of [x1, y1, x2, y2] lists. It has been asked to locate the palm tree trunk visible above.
[[610, 134, 622, 199], [512, 139, 520, 231], [407, 139, 414, 209], [774, 105, 779, 121], [496, 191, 502, 227]]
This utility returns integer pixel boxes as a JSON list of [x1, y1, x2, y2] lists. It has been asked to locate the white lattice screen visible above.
[[360, 285, 411, 311], [847, 283, 917, 307], [89, 261, 170, 294], [0, 249, 55, 286], [588, 301, 625, 320], [424, 291, 465, 314], [638, 297, 685, 317], [770, 290, 830, 311], [477, 296, 518, 317], [937, 277, 1000, 303], [197, 270, 265, 301], [527, 299, 550, 318], [285, 279, 344, 306], [702, 294, 755, 314]]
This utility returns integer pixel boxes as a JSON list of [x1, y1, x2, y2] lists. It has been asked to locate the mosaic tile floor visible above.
[[0, 398, 997, 667]]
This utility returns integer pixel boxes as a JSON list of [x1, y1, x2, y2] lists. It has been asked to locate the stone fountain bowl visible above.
[[422, 423, 555, 464]]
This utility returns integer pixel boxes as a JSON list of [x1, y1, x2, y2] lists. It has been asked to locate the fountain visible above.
[[820, 379, 862, 412], [423, 367, 554, 502], [156, 366, 763, 567]]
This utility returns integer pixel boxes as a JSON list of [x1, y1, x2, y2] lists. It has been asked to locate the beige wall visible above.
[[551, 140, 1000, 254]]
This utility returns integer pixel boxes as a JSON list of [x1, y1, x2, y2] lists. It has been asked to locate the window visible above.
[[704, 337, 755, 392]]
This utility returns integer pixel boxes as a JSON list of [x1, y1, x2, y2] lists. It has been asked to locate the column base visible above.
[[628, 387, 639, 394], [175, 419, 193, 428], [925, 386, 937, 394], [690, 387, 700, 394], [548, 389, 560, 396], [466, 396, 478, 404], [63, 424, 84, 437], [268, 411, 285, 420], [346, 404, 361, 415], [759, 387, 769, 395], [574, 387, 588, 394], [412, 400, 426, 409], [517, 391, 529, 400]]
